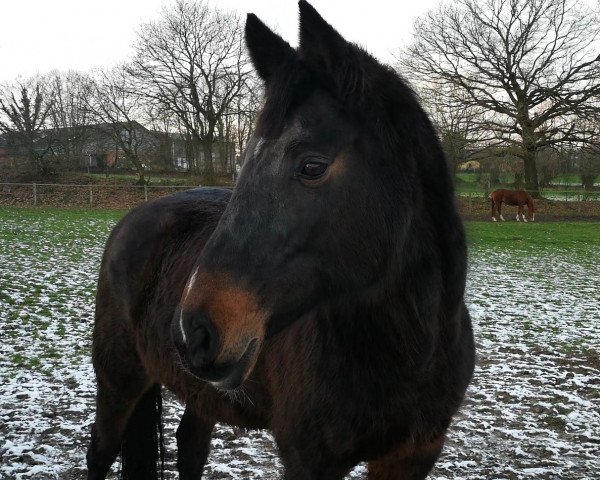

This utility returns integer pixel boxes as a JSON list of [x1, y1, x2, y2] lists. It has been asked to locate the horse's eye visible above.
[[300, 162, 328, 179]]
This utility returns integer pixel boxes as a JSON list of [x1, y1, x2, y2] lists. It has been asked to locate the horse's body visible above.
[[491, 189, 535, 222], [86, 3, 475, 479]]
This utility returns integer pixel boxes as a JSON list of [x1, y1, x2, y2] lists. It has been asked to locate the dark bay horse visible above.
[[86, 2, 475, 479], [491, 189, 535, 222]]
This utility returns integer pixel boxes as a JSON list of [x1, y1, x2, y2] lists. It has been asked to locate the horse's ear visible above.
[[298, 1, 349, 79], [246, 13, 295, 82]]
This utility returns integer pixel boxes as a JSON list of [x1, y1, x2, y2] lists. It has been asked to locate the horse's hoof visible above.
[[492, 217, 497, 222]]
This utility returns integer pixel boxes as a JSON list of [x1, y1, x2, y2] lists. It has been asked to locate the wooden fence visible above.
[[0, 182, 599, 219], [0, 182, 197, 209]]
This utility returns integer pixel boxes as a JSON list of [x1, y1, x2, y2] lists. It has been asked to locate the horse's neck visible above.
[[319, 220, 463, 373], [320, 271, 443, 372]]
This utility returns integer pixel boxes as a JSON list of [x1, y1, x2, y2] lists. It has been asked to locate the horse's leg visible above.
[[498, 202, 505, 221], [521, 205, 528, 222], [281, 458, 351, 480], [176, 407, 215, 479], [87, 308, 154, 480], [86, 378, 151, 480], [367, 433, 446, 480], [276, 440, 351, 480], [491, 199, 497, 221], [516, 205, 522, 221]]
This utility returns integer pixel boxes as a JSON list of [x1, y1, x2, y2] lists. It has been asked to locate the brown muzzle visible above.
[[173, 270, 267, 390]]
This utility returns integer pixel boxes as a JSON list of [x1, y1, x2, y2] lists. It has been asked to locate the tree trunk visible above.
[[489, 165, 500, 186], [520, 121, 540, 197], [203, 135, 216, 184], [581, 174, 595, 191], [513, 172, 523, 189], [129, 154, 146, 185], [522, 150, 539, 197]]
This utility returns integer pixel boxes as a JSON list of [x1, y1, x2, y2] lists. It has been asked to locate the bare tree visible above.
[[145, 104, 179, 171], [418, 83, 488, 173], [579, 131, 600, 191], [0, 76, 54, 176], [129, 0, 250, 183], [46, 70, 94, 169], [579, 151, 600, 191], [400, 0, 600, 195], [86, 68, 156, 184], [232, 75, 263, 171]]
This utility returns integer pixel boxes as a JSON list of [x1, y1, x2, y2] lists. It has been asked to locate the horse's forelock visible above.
[[252, 0, 436, 166], [255, 58, 316, 138]]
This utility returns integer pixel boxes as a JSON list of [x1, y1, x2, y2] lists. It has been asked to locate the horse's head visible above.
[[172, 1, 452, 389]]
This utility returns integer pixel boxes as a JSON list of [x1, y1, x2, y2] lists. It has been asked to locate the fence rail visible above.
[[0, 182, 201, 208], [1, 182, 599, 218]]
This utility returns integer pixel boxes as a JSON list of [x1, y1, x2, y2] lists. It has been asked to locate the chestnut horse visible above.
[[491, 189, 535, 222], [86, 2, 475, 479]]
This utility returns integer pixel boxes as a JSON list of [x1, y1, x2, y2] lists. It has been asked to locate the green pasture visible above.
[[0, 208, 121, 373], [3, 207, 599, 248], [466, 221, 600, 250], [0, 207, 591, 372], [2, 207, 598, 479], [1, 206, 123, 225], [1, 207, 598, 375], [1, 207, 598, 257]]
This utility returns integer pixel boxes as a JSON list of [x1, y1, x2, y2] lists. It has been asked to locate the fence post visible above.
[[144, 185, 148, 202], [89, 185, 93, 207], [33, 183, 37, 206]]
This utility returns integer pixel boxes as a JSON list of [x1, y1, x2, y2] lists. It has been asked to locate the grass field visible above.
[[1, 208, 599, 479], [467, 221, 600, 250]]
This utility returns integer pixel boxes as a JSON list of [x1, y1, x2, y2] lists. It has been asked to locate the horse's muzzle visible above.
[[171, 307, 260, 390]]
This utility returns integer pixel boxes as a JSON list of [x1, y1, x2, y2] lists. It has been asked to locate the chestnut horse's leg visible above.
[[367, 433, 446, 480], [516, 205, 522, 221], [491, 198, 497, 221], [498, 201, 505, 221], [176, 407, 215, 479]]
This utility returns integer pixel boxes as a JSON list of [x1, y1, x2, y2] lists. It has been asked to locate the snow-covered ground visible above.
[[1, 212, 599, 479]]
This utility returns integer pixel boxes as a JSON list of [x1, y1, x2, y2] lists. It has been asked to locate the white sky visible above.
[[0, 0, 442, 83]]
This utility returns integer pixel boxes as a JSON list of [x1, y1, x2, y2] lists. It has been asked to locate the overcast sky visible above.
[[0, 0, 442, 83]]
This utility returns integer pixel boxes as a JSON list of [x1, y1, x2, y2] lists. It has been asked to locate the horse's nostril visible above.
[[184, 311, 219, 369], [190, 325, 210, 360]]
